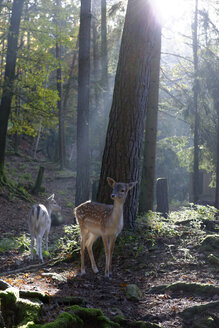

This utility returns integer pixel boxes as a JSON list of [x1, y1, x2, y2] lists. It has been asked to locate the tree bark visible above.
[[32, 166, 45, 195], [75, 0, 91, 206], [139, 22, 161, 214], [97, 0, 156, 228], [215, 103, 219, 209], [192, 0, 200, 203], [0, 0, 24, 176]]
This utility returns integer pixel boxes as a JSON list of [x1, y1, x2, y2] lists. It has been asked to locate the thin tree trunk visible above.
[[139, 23, 161, 214], [75, 0, 91, 206], [56, 0, 65, 169], [34, 121, 42, 160], [0, 0, 25, 176], [192, 0, 200, 203], [101, 0, 108, 92], [100, 0, 109, 146], [97, 0, 156, 228], [63, 37, 79, 113]]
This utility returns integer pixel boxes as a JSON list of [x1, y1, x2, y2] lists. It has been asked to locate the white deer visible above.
[[28, 194, 61, 262], [74, 177, 137, 277]]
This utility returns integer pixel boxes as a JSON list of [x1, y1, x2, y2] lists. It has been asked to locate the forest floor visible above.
[[0, 154, 219, 328]]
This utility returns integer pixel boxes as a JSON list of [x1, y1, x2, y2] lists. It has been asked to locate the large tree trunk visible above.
[[75, 0, 91, 206], [215, 103, 219, 209], [192, 0, 200, 203], [97, 0, 156, 228], [139, 22, 161, 214], [0, 0, 25, 176]]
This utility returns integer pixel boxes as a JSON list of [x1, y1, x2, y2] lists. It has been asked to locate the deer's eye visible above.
[[121, 189, 125, 193]]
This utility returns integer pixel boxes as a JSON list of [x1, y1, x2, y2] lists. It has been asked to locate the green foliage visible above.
[[16, 233, 31, 253], [0, 233, 31, 254], [55, 224, 80, 258], [117, 205, 218, 257], [0, 237, 17, 253]]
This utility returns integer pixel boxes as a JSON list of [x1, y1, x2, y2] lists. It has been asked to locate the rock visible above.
[[16, 298, 43, 327], [208, 253, 219, 267], [0, 279, 11, 291], [200, 235, 219, 252], [19, 290, 50, 303], [126, 284, 142, 302], [41, 272, 67, 283]]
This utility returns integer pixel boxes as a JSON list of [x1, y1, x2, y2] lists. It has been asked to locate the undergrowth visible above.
[[116, 205, 219, 258]]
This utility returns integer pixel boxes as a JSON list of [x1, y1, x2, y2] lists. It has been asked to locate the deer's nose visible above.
[[111, 194, 116, 199]]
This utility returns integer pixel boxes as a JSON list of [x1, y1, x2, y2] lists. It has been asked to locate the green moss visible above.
[[67, 305, 119, 327], [16, 298, 43, 327], [0, 287, 19, 306], [32, 312, 83, 328], [19, 290, 50, 303]]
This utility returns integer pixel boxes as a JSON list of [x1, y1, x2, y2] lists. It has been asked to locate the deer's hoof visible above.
[[92, 267, 99, 274], [81, 269, 86, 276]]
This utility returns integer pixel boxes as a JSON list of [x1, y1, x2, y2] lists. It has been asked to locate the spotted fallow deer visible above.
[[28, 194, 61, 262], [74, 177, 137, 277]]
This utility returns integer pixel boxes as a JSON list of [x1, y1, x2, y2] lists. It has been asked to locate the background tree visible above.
[[192, 0, 200, 203], [0, 0, 24, 177], [75, 0, 91, 206], [56, 0, 65, 169], [97, 0, 157, 227]]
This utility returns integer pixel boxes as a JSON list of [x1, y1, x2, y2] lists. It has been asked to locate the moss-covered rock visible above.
[[200, 235, 219, 252], [0, 279, 12, 290], [181, 301, 219, 321], [19, 290, 50, 304], [0, 286, 19, 327], [0, 286, 19, 306], [54, 296, 86, 306], [16, 298, 43, 327], [207, 253, 219, 267], [111, 308, 125, 324], [126, 284, 142, 302], [149, 282, 219, 297], [29, 312, 83, 328], [67, 305, 119, 327]]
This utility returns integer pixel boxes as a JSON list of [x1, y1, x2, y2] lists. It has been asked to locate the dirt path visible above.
[[0, 155, 219, 327]]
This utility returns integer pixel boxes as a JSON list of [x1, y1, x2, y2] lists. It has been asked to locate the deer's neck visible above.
[[111, 200, 124, 226], [46, 205, 52, 217]]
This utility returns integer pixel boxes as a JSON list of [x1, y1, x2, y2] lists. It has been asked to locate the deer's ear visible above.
[[48, 194, 55, 200], [128, 181, 138, 190], [107, 177, 116, 188]]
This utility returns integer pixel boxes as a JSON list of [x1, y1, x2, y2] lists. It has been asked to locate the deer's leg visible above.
[[39, 235, 44, 262], [102, 235, 110, 278], [36, 236, 40, 257], [45, 230, 49, 253], [30, 236, 34, 260], [109, 235, 116, 276], [86, 233, 99, 273], [80, 230, 88, 275]]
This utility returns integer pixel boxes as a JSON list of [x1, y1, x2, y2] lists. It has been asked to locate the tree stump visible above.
[[156, 178, 169, 218], [32, 166, 44, 195]]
